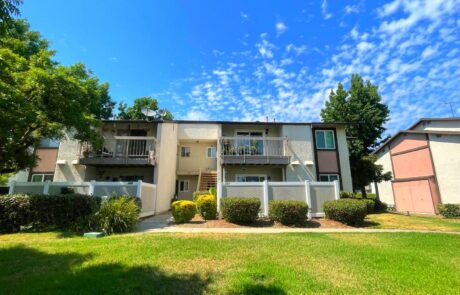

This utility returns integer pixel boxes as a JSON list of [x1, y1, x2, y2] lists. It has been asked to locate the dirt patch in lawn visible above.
[[172, 215, 351, 229]]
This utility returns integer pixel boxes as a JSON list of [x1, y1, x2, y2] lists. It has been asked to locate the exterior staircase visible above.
[[198, 171, 217, 191]]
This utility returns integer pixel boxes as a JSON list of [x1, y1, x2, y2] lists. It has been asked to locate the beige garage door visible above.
[[393, 179, 436, 214]]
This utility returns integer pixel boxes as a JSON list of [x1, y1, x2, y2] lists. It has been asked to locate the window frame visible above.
[[178, 180, 190, 192], [318, 174, 340, 182], [31, 173, 54, 182], [207, 146, 217, 158], [180, 146, 191, 157], [315, 130, 336, 150], [235, 174, 267, 182]]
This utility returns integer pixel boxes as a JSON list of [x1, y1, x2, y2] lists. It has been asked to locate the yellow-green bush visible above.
[[196, 194, 217, 220], [172, 200, 196, 223]]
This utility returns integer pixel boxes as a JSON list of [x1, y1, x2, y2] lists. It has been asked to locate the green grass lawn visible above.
[[0, 232, 459, 294], [365, 213, 460, 232]]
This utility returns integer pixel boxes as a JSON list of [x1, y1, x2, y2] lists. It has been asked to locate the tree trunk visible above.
[[360, 187, 367, 198]]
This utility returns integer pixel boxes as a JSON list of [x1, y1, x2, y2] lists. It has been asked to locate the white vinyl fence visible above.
[[8, 180, 157, 218], [217, 180, 339, 217]]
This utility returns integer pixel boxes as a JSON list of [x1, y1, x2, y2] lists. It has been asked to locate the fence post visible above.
[[304, 180, 312, 219], [8, 180, 16, 195], [43, 180, 50, 195], [333, 180, 340, 200], [89, 180, 96, 196], [263, 180, 269, 216], [136, 180, 142, 198], [217, 181, 223, 218]]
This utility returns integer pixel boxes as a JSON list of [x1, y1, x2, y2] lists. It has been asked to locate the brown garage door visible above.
[[392, 178, 438, 214]]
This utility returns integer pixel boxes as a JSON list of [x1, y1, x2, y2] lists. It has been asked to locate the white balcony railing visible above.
[[219, 137, 287, 157]]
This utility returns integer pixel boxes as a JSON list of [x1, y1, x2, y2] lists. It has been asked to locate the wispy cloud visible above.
[[321, 0, 333, 20], [276, 21, 288, 36]]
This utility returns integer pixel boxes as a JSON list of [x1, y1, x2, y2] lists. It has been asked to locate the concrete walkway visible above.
[[135, 213, 460, 235]]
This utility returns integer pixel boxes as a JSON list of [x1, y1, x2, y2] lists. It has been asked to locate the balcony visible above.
[[219, 137, 290, 165], [79, 137, 156, 166]]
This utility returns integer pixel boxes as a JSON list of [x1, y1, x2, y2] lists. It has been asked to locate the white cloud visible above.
[[184, 109, 209, 120], [345, 4, 360, 14], [276, 21, 288, 36], [240, 11, 248, 19], [321, 0, 333, 20], [421, 45, 438, 59], [357, 41, 375, 52]]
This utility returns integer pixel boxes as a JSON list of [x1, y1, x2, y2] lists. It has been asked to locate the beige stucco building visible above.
[[18, 119, 353, 212], [373, 118, 460, 214]]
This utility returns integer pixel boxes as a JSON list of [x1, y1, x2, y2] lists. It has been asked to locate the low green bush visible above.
[[196, 195, 217, 220], [0, 195, 30, 233], [339, 191, 355, 199], [269, 200, 308, 226], [373, 199, 388, 213], [94, 196, 140, 234], [360, 199, 375, 214], [355, 193, 377, 199], [208, 187, 217, 197], [172, 200, 197, 223], [437, 204, 460, 218], [192, 191, 209, 202], [221, 197, 260, 224], [323, 199, 367, 226]]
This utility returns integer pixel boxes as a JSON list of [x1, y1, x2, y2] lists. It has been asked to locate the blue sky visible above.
[[21, 0, 460, 134]]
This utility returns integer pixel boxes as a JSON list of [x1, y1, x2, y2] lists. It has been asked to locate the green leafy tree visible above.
[[321, 74, 392, 196], [0, 20, 115, 173], [116, 96, 173, 120], [0, 0, 22, 34]]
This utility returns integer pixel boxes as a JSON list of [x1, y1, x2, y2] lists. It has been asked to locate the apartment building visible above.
[[19, 119, 353, 212], [373, 118, 460, 214]]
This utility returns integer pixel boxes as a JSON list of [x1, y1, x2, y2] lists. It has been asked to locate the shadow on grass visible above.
[[360, 220, 381, 228], [0, 246, 212, 294], [240, 284, 287, 294]]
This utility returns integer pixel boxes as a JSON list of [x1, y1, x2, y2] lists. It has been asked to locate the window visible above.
[[181, 147, 191, 157], [179, 180, 189, 192], [235, 175, 266, 182], [39, 138, 60, 148], [236, 131, 264, 155], [319, 174, 339, 182], [31, 174, 54, 182], [315, 130, 335, 149], [207, 147, 217, 158]]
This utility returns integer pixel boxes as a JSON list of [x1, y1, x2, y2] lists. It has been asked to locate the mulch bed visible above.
[[172, 214, 351, 229]]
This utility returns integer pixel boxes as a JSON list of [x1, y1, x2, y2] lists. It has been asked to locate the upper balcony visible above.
[[219, 137, 290, 165], [79, 136, 156, 166]]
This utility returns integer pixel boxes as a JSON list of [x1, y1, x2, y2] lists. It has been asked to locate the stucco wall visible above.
[[32, 148, 59, 173], [281, 125, 316, 181], [412, 120, 460, 132], [374, 146, 395, 205], [221, 124, 281, 137], [429, 134, 460, 204], [177, 175, 198, 200], [154, 122, 178, 212], [336, 126, 353, 191], [177, 141, 217, 173], [92, 167, 154, 183], [223, 166, 283, 182], [178, 123, 219, 140]]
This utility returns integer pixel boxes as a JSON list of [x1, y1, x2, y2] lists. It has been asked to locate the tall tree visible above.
[[0, 20, 115, 173], [321, 74, 391, 196], [116, 96, 173, 120], [0, 0, 22, 33]]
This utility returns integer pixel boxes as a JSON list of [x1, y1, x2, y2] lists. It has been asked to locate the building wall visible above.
[[32, 149, 59, 174], [336, 126, 353, 191], [374, 146, 395, 205], [412, 120, 460, 132], [223, 166, 283, 182], [281, 125, 316, 182], [177, 141, 217, 174], [221, 124, 281, 137], [178, 123, 219, 140], [92, 167, 155, 183], [429, 134, 460, 204], [154, 122, 178, 212], [177, 175, 198, 200]]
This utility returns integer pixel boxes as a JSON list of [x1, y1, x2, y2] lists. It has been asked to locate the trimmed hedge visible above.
[[94, 196, 140, 234], [192, 191, 209, 202], [323, 199, 367, 226], [0, 194, 100, 233], [360, 199, 375, 214], [339, 191, 355, 199], [269, 200, 308, 226], [437, 204, 460, 218], [221, 197, 260, 224], [196, 195, 217, 220], [172, 200, 196, 223]]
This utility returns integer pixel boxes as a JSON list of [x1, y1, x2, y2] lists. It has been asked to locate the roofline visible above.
[[408, 117, 460, 130], [101, 119, 351, 126], [373, 129, 460, 154]]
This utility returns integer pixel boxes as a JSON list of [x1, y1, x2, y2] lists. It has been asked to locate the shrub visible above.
[[374, 199, 388, 213], [360, 199, 375, 214], [193, 191, 209, 202], [269, 200, 308, 226], [437, 204, 460, 218], [208, 187, 217, 197], [172, 200, 197, 223], [323, 199, 367, 226], [95, 196, 140, 234], [0, 195, 31, 233], [339, 191, 356, 199], [196, 195, 217, 220], [221, 197, 260, 224], [355, 193, 377, 199]]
